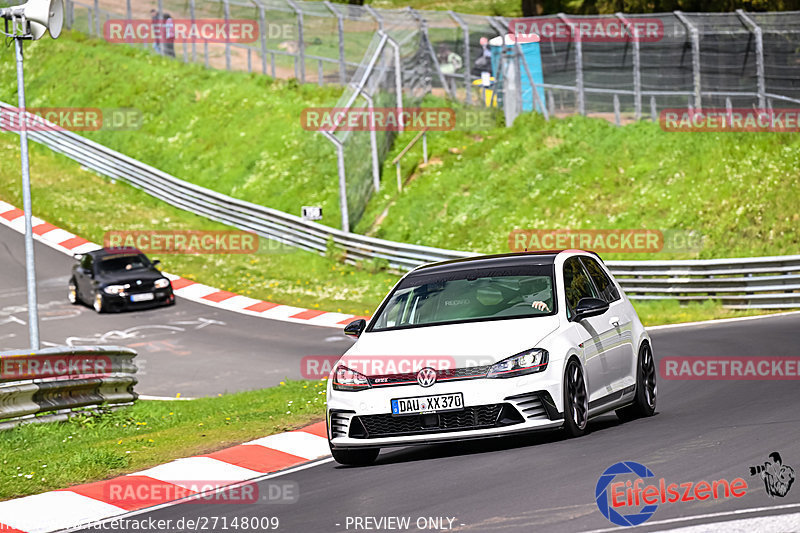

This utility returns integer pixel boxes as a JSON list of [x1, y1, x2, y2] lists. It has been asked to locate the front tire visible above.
[[330, 447, 379, 466], [563, 359, 589, 438], [616, 343, 657, 421], [68, 278, 79, 305], [93, 292, 105, 314]]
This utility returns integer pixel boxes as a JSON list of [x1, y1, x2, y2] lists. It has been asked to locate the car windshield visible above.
[[370, 264, 556, 332], [95, 254, 150, 274]]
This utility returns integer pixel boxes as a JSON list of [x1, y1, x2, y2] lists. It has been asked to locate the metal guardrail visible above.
[[0, 345, 138, 430], [606, 255, 800, 309], [2, 101, 799, 309]]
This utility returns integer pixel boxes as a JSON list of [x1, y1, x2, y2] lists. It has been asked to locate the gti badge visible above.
[[417, 367, 437, 388]]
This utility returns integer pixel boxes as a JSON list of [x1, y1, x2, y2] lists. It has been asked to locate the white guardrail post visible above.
[[0, 346, 138, 431]]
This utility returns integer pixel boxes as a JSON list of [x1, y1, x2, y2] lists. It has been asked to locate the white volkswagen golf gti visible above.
[[327, 250, 657, 465]]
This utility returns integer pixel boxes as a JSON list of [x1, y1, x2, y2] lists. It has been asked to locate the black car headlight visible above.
[[332, 365, 371, 391], [487, 349, 548, 378], [103, 284, 128, 295]]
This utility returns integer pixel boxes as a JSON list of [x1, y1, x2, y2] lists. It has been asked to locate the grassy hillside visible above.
[[360, 111, 800, 260], [0, 31, 346, 228], [3, 32, 797, 262]]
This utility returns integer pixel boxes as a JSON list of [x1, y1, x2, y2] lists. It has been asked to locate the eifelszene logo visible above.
[[595, 461, 748, 527]]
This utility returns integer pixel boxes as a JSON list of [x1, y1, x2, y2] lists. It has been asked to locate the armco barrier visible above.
[[0, 345, 138, 430], [2, 101, 799, 309]]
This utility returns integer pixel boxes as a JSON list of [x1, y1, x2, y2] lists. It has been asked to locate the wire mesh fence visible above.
[[63, 1, 800, 230], [77, 2, 800, 112]]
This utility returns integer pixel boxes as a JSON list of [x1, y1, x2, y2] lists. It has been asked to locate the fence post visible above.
[[189, 0, 197, 63], [736, 9, 766, 109], [324, 1, 347, 85], [362, 93, 381, 192], [65, 0, 74, 30], [558, 13, 584, 115], [650, 96, 657, 122], [250, 1, 267, 74], [613, 94, 621, 125], [385, 35, 404, 133], [449, 10, 471, 105], [222, 0, 232, 71], [726, 96, 733, 124], [675, 11, 701, 111], [125, 0, 131, 19], [93, 0, 99, 35], [616, 13, 641, 120], [286, 0, 306, 83], [321, 133, 350, 232]]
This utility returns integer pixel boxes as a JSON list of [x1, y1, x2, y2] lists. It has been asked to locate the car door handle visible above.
[[609, 317, 620, 327]]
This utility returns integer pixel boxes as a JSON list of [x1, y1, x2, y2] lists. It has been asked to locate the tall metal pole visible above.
[[675, 11, 701, 111], [736, 9, 766, 109], [558, 13, 584, 115], [616, 13, 641, 120], [14, 37, 40, 350]]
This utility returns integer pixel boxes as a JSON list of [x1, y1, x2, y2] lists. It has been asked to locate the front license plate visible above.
[[391, 393, 464, 416], [130, 293, 155, 302]]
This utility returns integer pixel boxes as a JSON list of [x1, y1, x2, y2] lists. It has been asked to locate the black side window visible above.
[[582, 257, 621, 303], [563, 257, 597, 317], [80, 255, 92, 270]]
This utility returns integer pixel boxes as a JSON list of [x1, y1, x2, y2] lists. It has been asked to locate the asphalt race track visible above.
[[78, 312, 800, 532], [0, 223, 354, 397]]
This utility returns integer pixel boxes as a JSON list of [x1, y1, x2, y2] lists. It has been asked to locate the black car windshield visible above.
[[370, 264, 556, 332], [95, 254, 151, 274]]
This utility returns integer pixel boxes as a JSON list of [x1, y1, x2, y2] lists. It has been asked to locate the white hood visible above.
[[342, 315, 560, 373]]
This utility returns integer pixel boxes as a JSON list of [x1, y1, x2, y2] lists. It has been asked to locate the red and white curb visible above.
[[0, 199, 369, 329], [0, 422, 330, 533]]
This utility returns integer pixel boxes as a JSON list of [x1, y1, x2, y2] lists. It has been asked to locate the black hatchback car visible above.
[[68, 248, 174, 313]]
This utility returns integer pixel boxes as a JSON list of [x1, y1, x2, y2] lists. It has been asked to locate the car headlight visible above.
[[103, 285, 127, 295], [154, 278, 171, 289], [487, 349, 548, 378], [332, 365, 371, 391]]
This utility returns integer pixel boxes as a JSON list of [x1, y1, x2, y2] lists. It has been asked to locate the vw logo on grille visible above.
[[416, 367, 437, 388], [136, 280, 142, 285]]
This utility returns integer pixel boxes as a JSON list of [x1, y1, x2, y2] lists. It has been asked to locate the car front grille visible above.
[[369, 365, 492, 387], [351, 403, 513, 439], [126, 282, 155, 293]]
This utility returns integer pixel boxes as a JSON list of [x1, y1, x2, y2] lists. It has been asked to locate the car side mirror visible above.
[[152, 259, 161, 266], [571, 297, 609, 322], [343, 319, 366, 338]]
